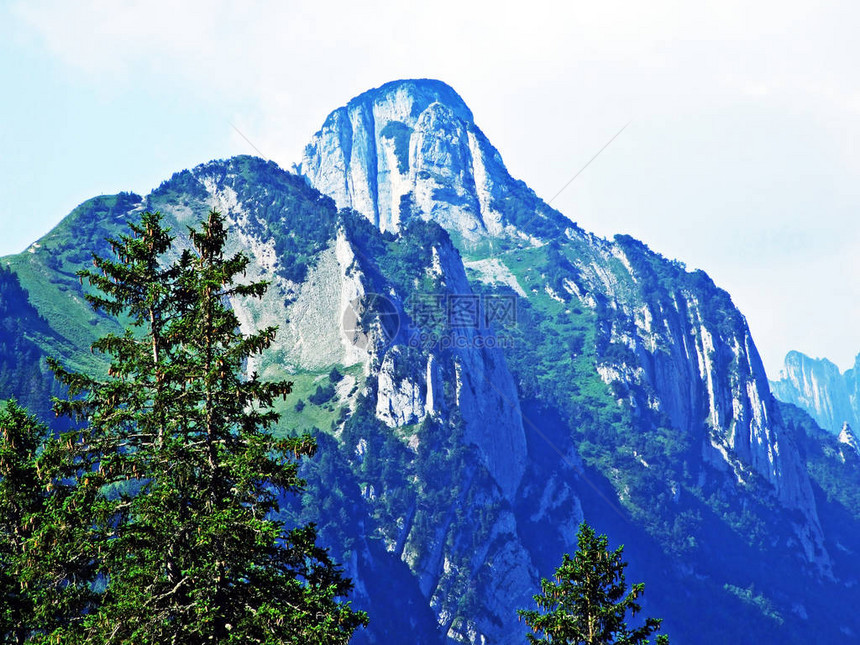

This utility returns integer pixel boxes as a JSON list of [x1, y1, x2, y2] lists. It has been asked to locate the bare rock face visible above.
[[771, 350, 860, 435], [154, 161, 373, 377], [432, 235, 527, 501], [369, 232, 527, 501], [553, 234, 830, 571], [586, 254, 815, 511], [298, 79, 512, 241], [375, 347, 428, 427], [838, 422, 860, 459]]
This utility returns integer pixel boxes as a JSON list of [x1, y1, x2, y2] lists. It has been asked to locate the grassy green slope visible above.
[[2, 193, 141, 373]]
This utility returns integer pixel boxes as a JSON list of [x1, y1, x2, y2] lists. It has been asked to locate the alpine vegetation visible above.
[[0, 211, 366, 643]]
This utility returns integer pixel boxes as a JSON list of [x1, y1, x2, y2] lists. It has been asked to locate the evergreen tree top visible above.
[[519, 522, 668, 645]]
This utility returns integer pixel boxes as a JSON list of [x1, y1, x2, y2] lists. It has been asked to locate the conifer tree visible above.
[[39, 210, 366, 643], [518, 522, 668, 645], [0, 401, 46, 643]]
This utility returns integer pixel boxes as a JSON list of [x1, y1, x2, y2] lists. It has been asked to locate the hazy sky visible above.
[[1, 0, 859, 377]]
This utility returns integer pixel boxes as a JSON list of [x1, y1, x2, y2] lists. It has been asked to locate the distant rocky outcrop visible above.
[[771, 350, 860, 435]]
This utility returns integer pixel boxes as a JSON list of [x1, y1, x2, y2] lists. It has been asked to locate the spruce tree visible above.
[[0, 401, 46, 643], [518, 522, 668, 645], [39, 210, 366, 643]]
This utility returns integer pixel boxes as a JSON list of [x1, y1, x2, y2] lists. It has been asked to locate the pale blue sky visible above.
[[2, 0, 859, 377]]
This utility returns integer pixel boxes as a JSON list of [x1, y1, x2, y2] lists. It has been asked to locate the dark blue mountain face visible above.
[[1, 80, 859, 643], [0, 266, 60, 422]]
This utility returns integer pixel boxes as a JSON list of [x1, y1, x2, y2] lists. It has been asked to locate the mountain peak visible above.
[[298, 78, 557, 241], [343, 78, 474, 124], [771, 350, 858, 434]]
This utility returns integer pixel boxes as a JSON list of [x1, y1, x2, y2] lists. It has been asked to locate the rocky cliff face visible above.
[[838, 422, 860, 459], [771, 350, 860, 435], [594, 239, 817, 515], [297, 79, 519, 242], [300, 79, 823, 534], [531, 231, 827, 569], [291, 79, 854, 639], [365, 237, 527, 500]]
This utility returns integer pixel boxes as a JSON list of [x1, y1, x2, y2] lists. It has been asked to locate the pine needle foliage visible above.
[[518, 522, 668, 645], [31, 210, 366, 643], [0, 401, 51, 643]]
